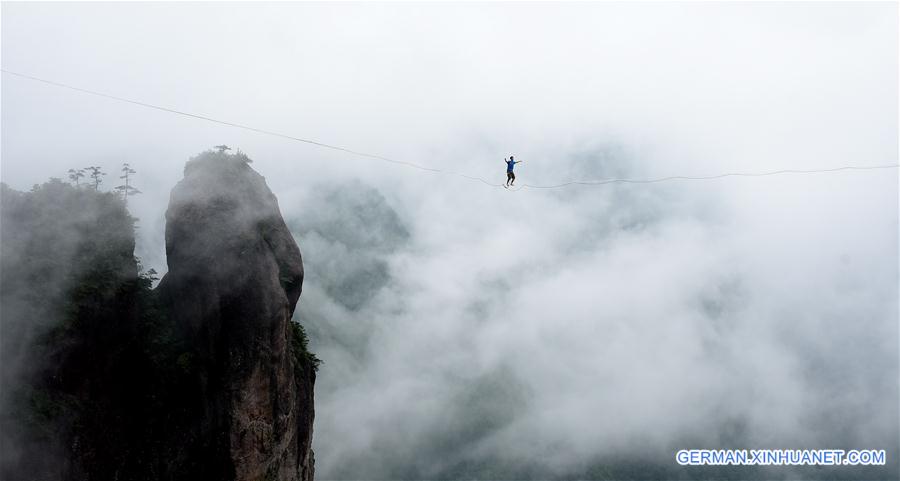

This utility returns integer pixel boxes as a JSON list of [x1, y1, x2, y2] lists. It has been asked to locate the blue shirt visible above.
[[506, 160, 516, 172]]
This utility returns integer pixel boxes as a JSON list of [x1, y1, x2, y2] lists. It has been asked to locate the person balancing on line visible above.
[[505, 155, 523, 188]]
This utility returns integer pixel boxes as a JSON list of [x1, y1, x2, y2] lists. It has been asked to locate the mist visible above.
[[2, 2, 897, 479]]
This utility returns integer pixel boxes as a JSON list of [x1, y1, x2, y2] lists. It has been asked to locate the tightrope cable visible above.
[[3, 69, 897, 190]]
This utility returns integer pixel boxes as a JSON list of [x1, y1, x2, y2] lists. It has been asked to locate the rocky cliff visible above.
[[157, 150, 315, 481], [0, 150, 316, 481]]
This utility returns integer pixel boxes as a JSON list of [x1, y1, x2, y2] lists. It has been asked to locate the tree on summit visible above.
[[114, 163, 141, 205], [67, 168, 86, 186], [85, 166, 106, 190]]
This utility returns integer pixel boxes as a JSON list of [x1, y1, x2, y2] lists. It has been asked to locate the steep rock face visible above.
[[157, 151, 314, 481], [0, 181, 146, 481]]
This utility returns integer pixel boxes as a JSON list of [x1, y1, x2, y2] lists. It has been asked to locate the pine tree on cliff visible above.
[[114, 163, 141, 205], [67, 168, 85, 186], [84, 166, 106, 190]]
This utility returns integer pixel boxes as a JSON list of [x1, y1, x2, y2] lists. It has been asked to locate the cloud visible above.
[[290, 141, 897, 478]]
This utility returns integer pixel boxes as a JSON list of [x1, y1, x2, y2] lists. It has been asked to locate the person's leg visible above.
[[510, 172, 516, 185]]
